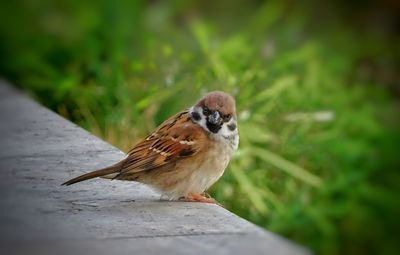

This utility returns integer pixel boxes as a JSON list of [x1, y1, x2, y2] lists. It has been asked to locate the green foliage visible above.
[[1, 1, 399, 254]]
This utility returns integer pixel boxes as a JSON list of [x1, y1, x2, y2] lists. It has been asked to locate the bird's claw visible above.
[[179, 193, 222, 206]]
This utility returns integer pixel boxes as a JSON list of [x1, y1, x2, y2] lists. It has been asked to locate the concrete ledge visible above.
[[0, 80, 310, 255]]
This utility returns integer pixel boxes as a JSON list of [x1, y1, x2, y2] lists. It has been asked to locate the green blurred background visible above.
[[0, 0, 399, 254]]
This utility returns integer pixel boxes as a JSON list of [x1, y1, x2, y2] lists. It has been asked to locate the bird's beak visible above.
[[208, 111, 222, 126]]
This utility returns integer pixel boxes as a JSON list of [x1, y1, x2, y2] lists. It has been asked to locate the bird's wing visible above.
[[115, 111, 208, 177]]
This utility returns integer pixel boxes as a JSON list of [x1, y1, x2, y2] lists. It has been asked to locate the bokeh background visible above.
[[0, 0, 399, 254]]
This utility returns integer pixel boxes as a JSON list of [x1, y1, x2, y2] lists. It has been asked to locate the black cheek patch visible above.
[[227, 123, 236, 131], [191, 111, 201, 121]]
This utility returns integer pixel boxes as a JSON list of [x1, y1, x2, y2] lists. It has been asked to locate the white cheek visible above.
[[221, 119, 239, 150], [219, 122, 231, 136], [223, 118, 237, 134], [190, 106, 208, 130]]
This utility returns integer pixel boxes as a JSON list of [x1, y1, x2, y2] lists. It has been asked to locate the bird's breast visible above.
[[159, 139, 234, 199], [184, 139, 233, 194]]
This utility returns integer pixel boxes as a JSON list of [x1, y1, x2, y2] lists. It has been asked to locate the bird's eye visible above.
[[223, 114, 231, 122], [203, 107, 211, 116]]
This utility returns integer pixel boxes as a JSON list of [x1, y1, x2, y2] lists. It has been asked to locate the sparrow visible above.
[[62, 91, 239, 204]]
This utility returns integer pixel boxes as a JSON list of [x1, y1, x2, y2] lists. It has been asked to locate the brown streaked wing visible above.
[[114, 111, 207, 178]]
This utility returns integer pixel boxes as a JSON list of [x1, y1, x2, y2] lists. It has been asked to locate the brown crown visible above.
[[196, 91, 236, 116]]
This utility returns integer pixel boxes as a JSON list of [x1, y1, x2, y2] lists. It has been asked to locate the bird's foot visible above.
[[180, 193, 218, 204], [201, 192, 212, 198]]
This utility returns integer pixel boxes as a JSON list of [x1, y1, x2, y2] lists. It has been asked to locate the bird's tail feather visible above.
[[62, 162, 122, 186]]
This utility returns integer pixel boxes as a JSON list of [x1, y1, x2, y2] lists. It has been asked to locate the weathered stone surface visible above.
[[0, 80, 311, 255]]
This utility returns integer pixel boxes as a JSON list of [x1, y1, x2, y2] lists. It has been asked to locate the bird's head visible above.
[[190, 91, 238, 145]]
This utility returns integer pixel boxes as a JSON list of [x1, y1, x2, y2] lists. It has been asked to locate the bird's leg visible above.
[[181, 193, 217, 204]]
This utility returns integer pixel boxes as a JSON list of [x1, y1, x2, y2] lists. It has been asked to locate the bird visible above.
[[62, 91, 239, 204]]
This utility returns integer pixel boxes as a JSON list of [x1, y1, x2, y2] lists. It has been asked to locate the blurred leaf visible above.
[[253, 148, 322, 187]]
